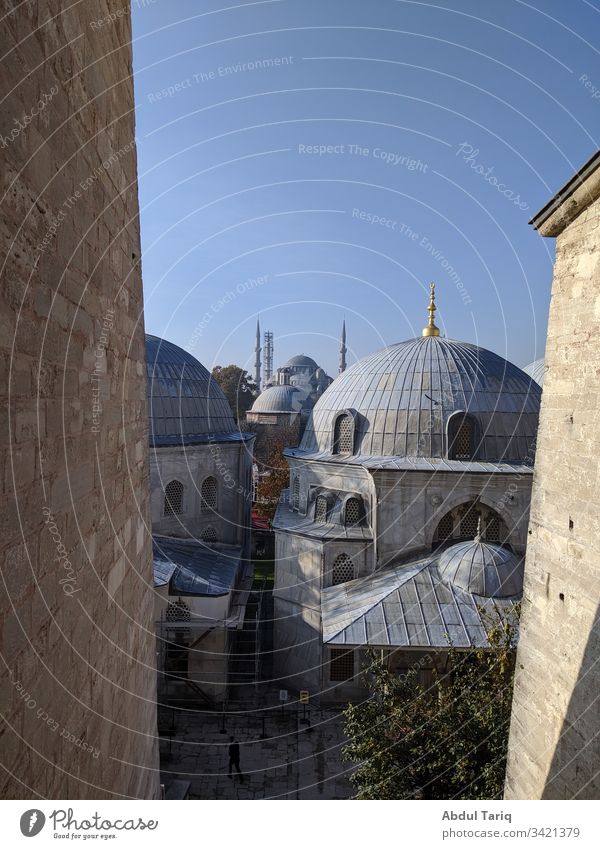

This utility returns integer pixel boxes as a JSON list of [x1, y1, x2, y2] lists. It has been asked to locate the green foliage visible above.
[[343, 608, 519, 800], [212, 364, 257, 422]]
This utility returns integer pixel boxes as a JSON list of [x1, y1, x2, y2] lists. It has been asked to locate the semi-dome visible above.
[[300, 335, 541, 462], [250, 384, 305, 414], [437, 536, 523, 598], [145, 334, 237, 445], [283, 354, 319, 369], [523, 357, 545, 387]]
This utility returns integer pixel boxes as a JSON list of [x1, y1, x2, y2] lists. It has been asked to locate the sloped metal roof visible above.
[[153, 535, 242, 596], [321, 554, 520, 649], [274, 495, 372, 541], [145, 334, 238, 445], [300, 336, 540, 462], [285, 449, 534, 475]]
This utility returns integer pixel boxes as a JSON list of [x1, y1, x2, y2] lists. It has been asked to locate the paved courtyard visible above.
[[158, 689, 355, 800]]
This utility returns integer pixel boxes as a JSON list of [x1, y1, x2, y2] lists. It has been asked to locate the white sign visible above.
[[279, 689, 288, 702]]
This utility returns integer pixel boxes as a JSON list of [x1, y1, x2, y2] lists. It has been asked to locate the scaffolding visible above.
[[263, 331, 274, 384]]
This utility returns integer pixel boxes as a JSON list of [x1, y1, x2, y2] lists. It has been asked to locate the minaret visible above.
[[422, 282, 440, 337], [254, 319, 261, 391], [338, 319, 347, 374]]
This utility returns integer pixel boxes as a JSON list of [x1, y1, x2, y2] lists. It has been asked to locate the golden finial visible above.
[[474, 516, 482, 543], [422, 282, 440, 337]]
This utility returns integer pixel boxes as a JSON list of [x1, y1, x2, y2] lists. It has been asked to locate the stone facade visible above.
[[505, 155, 600, 800], [0, 2, 159, 797]]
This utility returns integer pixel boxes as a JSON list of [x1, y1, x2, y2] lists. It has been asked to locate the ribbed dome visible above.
[[437, 539, 523, 598], [250, 384, 305, 413], [300, 336, 541, 462], [523, 357, 545, 387], [145, 335, 236, 444], [283, 354, 318, 369]]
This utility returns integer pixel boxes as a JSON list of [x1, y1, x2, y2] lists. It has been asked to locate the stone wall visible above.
[[505, 181, 600, 799], [0, 2, 159, 798]]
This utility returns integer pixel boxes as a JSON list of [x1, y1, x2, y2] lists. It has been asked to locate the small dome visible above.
[[523, 357, 545, 387], [283, 354, 319, 369], [145, 334, 236, 444], [250, 384, 304, 413], [437, 538, 523, 598], [300, 336, 541, 462]]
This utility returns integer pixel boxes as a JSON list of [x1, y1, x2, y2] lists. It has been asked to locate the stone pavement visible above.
[[158, 691, 355, 799]]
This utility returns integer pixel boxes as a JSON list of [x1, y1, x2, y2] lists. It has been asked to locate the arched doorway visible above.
[[432, 501, 510, 549]]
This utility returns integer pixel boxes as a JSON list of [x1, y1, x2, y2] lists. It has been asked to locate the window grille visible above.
[[315, 495, 328, 523], [333, 414, 354, 454], [459, 507, 480, 540], [200, 526, 217, 543], [344, 497, 362, 526], [332, 553, 354, 585], [166, 599, 191, 622], [448, 415, 475, 460], [485, 514, 501, 542], [434, 512, 454, 543], [329, 648, 355, 681], [201, 476, 217, 511], [164, 480, 184, 515], [292, 477, 300, 510]]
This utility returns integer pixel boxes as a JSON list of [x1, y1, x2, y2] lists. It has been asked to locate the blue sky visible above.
[[131, 0, 600, 379]]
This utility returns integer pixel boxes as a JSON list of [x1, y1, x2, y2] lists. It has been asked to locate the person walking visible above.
[[228, 737, 244, 782]]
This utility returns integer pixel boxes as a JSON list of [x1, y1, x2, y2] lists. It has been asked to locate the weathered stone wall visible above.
[[0, 2, 159, 798], [505, 190, 600, 799]]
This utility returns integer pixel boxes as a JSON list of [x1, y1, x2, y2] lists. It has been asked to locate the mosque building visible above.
[[145, 334, 255, 702], [522, 357, 546, 387], [272, 286, 542, 703], [246, 321, 345, 443]]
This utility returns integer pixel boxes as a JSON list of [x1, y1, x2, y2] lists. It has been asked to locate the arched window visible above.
[[201, 476, 217, 511], [344, 497, 363, 527], [333, 413, 354, 455], [448, 414, 476, 460], [200, 526, 217, 544], [432, 501, 509, 549], [331, 553, 355, 585], [164, 480, 184, 516], [315, 495, 329, 524], [292, 476, 300, 510]]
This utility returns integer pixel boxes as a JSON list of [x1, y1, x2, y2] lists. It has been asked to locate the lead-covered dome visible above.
[[250, 384, 305, 413], [523, 357, 545, 387], [300, 335, 541, 462], [437, 538, 523, 598], [145, 334, 237, 445], [283, 354, 319, 369]]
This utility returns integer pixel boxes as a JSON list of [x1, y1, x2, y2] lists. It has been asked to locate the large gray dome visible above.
[[523, 357, 545, 387], [437, 538, 523, 598], [145, 334, 237, 445], [300, 336, 541, 462], [283, 354, 319, 369], [250, 384, 305, 413]]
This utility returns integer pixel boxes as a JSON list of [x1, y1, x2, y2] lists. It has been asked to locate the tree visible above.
[[253, 423, 300, 519], [343, 608, 519, 800], [212, 365, 257, 422]]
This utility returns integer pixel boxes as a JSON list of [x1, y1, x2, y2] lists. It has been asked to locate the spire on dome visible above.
[[422, 282, 440, 337]]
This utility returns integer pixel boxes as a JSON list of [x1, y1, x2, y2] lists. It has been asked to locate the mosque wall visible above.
[[0, 2, 159, 798], [150, 442, 253, 553], [505, 172, 600, 800], [374, 470, 533, 565]]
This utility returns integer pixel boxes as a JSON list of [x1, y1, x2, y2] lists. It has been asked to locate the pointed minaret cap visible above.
[[422, 282, 440, 337]]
